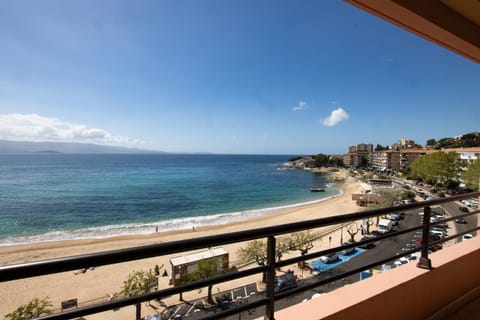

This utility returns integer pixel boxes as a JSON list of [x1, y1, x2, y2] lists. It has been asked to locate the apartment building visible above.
[[399, 149, 436, 170], [444, 147, 480, 164], [372, 150, 401, 172], [344, 144, 373, 168], [391, 138, 416, 150]]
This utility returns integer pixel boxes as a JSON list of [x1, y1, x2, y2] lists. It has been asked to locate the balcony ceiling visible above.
[[346, 0, 480, 63]]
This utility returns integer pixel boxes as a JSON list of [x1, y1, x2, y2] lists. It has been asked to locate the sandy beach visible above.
[[0, 169, 364, 319]]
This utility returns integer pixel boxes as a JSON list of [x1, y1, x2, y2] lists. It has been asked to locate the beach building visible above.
[[170, 247, 229, 286]]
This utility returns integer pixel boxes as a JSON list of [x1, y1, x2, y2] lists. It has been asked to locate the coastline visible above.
[[0, 169, 362, 319], [0, 185, 351, 262], [0, 186, 342, 248]]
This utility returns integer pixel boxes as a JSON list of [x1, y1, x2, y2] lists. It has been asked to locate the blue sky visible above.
[[0, 1, 478, 155]]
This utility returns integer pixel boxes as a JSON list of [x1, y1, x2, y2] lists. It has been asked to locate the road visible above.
[[161, 207, 429, 320], [158, 190, 478, 320]]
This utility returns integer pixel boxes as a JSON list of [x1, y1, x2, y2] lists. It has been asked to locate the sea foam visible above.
[[0, 189, 342, 247]]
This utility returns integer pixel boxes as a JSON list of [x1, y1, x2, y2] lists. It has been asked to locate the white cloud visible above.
[[0, 113, 144, 146], [292, 101, 308, 111], [321, 108, 350, 127]]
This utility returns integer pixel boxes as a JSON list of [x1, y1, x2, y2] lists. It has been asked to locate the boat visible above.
[[310, 188, 325, 192]]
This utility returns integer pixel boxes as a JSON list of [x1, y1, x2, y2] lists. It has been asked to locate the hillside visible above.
[[0, 140, 164, 154], [427, 132, 480, 149]]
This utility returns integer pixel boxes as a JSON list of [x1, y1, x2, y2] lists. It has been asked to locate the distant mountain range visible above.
[[0, 140, 165, 154]]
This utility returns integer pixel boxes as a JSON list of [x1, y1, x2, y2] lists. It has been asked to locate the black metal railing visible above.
[[1, 192, 479, 320]]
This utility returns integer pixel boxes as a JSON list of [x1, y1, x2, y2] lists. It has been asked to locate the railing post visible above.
[[264, 236, 276, 320], [417, 206, 432, 269], [135, 302, 141, 320]]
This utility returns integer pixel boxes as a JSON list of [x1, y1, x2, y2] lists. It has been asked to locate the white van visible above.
[[377, 218, 393, 234]]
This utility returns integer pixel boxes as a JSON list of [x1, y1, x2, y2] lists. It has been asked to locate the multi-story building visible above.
[[444, 147, 480, 164], [372, 150, 401, 172], [343, 152, 368, 168], [391, 139, 415, 150], [373, 148, 479, 172], [348, 143, 373, 153], [345, 144, 373, 168], [399, 149, 436, 170]]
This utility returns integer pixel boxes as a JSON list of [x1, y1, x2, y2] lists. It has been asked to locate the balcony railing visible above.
[[0, 192, 479, 320]]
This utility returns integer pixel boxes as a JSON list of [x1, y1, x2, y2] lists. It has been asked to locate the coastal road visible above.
[[160, 209, 424, 320], [161, 198, 480, 320], [442, 200, 477, 240]]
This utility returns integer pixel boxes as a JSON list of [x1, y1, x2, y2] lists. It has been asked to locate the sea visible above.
[[0, 154, 341, 247]]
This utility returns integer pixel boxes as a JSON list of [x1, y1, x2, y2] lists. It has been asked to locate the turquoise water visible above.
[[0, 154, 341, 246]]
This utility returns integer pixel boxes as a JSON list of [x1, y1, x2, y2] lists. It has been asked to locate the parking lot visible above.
[[164, 283, 258, 320]]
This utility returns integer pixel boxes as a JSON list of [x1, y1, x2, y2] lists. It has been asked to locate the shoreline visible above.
[[0, 169, 362, 319], [0, 188, 342, 249], [0, 186, 348, 259], [0, 172, 357, 262]]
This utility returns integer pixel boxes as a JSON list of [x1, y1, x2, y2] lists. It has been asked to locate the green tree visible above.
[[328, 157, 344, 167], [400, 190, 416, 200], [426, 139, 436, 147], [410, 151, 462, 187], [375, 144, 388, 151], [237, 239, 267, 266], [462, 159, 480, 191], [185, 258, 222, 305], [120, 269, 157, 297], [5, 297, 53, 320], [237, 237, 290, 282], [313, 153, 329, 167]]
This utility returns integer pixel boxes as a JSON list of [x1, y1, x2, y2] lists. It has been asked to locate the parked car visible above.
[[319, 253, 339, 264], [358, 236, 376, 249], [389, 219, 399, 227], [340, 242, 355, 255], [455, 218, 467, 224], [275, 271, 297, 292], [459, 206, 469, 212], [389, 212, 403, 221], [462, 233, 473, 241], [437, 192, 445, 198], [430, 230, 445, 239]]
